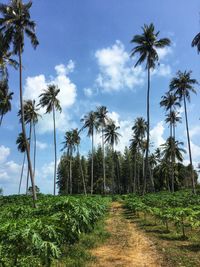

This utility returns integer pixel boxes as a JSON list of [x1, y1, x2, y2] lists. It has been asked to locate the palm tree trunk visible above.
[[18, 153, 26, 194], [0, 114, 3, 126], [170, 119, 174, 193], [19, 48, 37, 207], [33, 123, 36, 178], [183, 95, 196, 194], [112, 144, 115, 194], [91, 131, 94, 194], [69, 155, 72, 194], [133, 153, 136, 193], [53, 105, 57, 195], [144, 66, 150, 195], [102, 126, 106, 194], [26, 121, 32, 194], [77, 146, 87, 195]]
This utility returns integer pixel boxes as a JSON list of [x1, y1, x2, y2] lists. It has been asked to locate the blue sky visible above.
[[0, 0, 200, 195]]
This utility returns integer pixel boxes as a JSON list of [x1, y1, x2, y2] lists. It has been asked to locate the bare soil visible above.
[[89, 202, 167, 267]]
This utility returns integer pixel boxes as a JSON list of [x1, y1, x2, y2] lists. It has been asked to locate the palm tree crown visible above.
[[0, 0, 39, 54], [192, 32, 200, 53], [160, 92, 180, 111], [161, 137, 186, 162], [39, 84, 62, 113], [130, 23, 171, 69], [81, 111, 98, 136], [104, 120, 121, 148], [0, 80, 13, 125]]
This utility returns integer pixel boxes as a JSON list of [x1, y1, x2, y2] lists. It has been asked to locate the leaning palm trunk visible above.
[[144, 66, 150, 194], [91, 132, 94, 194], [183, 95, 196, 194], [0, 114, 3, 126], [26, 121, 32, 194], [19, 48, 37, 206], [18, 153, 26, 194], [52, 105, 57, 195]]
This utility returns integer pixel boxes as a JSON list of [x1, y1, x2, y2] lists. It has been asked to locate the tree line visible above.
[[0, 1, 200, 206]]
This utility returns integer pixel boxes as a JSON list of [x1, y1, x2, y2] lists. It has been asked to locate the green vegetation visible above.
[[0, 194, 110, 266]]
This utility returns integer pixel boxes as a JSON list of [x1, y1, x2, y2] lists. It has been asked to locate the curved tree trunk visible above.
[[183, 95, 196, 194], [26, 121, 32, 194], [18, 153, 26, 194], [91, 131, 94, 195], [53, 105, 57, 195], [0, 114, 3, 126], [19, 49, 37, 207], [143, 66, 150, 195]]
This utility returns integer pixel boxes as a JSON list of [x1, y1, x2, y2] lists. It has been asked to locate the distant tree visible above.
[[130, 23, 171, 194], [28, 185, 40, 195], [39, 84, 61, 195], [0, 80, 13, 126], [0, 187, 3, 196]]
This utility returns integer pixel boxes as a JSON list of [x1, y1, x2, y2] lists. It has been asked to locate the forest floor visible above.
[[88, 202, 167, 267]]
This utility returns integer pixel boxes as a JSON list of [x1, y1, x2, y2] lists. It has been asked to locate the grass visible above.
[[53, 216, 110, 267], [125, 210, 200, 267]]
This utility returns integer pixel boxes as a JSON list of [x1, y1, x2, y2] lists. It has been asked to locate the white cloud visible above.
[[190, 126, 200, 138], [95, 40, 145, 92], [157, 47, 172, 60], [36, 141, 48, 150], [84, 87, 93, 97], [24, 60, 77, 134], [150, 121, 165, 148], [0, 145, 10, 163], [5, 161, 21, 174]]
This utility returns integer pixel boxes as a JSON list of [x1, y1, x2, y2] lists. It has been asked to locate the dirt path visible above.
[[89, 202, 166, 267]]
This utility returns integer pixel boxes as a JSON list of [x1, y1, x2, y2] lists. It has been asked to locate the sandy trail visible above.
[[89, 202, 166, 267]]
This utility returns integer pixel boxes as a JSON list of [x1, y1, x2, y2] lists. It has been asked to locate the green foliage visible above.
[[0, 195, 110, 266]]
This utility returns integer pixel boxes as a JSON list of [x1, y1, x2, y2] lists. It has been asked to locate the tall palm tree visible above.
[[130, 23, 171, 194], [0, 0, 39, 207], [72, 128, 87, 195], [161, 137, 186, 192], [170, 70, 198, 194], [0, 80, 13, 126], [165, 111, 182, 140], [104, 120, 121, 193], [130, 117, 147, 192], [81, 111, 98, 194], [16, 132, 27, 194], [62, 130, 76, 194], [39, 84, 61, 195], [192, 31, 200, 53], [95, 106, 109, 193]]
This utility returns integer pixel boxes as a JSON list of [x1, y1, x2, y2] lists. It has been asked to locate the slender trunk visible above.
[[26, 121, 32, 194], [91, 131, 94, 194], [183, 95, 196, 194], [18, 153, 26, 194], [133, 153, 136, 193], [77, 146, 87, 195], [53, 105, 57, 195], [111, 144, 114, 194], [33, 123, 36, 178], [170, 111, 174, 193], [0, 114, 3, 126], [69, 155, 72, 194], [144, 66, 150, 195], [149, 167, 155, 192], [19, 49, 37, 207], [102, 126, 106, 193]]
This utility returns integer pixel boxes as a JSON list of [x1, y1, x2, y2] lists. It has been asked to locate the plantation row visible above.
[[0, 195, 110, 267], [124, 191, 200, 237]]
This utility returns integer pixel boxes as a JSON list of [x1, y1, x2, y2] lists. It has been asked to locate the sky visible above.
[[0, 0, 200, 195]]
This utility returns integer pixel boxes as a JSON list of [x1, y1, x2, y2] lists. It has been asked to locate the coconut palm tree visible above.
[[0, 80, 13, 126], [170, 70, 198, 194], [130, 23, 171, 194], [104, 120, 121, 193], [161, 137, 186, 192], [18, 100, 40, 194], [95, 106, 109, 193], [62, 130, 76, 194], [39, 84, 61, 195], [81, 111, 98, 194], [72, 128, 87, 195], [192, 31, 200, 53], [16, 132, 27, 194], [165, 111, 182, 140], [0, 0, 39, 206]]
